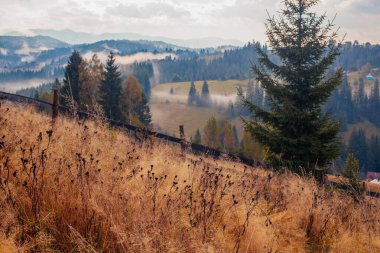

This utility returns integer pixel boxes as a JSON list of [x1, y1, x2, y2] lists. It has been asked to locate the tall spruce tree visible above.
[[369, 79, 380, 127], [132, 62, 153, 99], [99, 52, 123, 121], [367, 135, 380, 172], [194, 129, 202, 144], [232, 125, 239, 147], [61, 51, 83, 106], [227, 101, 236, 119], [348, 129, 367, 176], [241, 0, 342, 180], [200, 80, 212, 107], [246, 79, 255, 103], [137, 93, 153, 129], [343, 153, 363, 195], [188, 81, 197, 105]]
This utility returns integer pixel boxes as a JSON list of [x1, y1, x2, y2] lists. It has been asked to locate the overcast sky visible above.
[[0, 0, 379, 43]]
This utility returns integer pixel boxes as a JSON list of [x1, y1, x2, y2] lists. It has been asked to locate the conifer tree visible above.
[[194, 129, 202, 144], [348, 129, 367, 175], [246, 79, 255, 103], [200, 80, 212, 107], [132, 62, 152, 99], [357, 78, 367, 113], [369, 79, 380, 127], [61, 51, 83, 106], [232, 125, 239, 147], [340, 74, 356, 123], [34, 90, 39, 100], [53, 78, 61, 90], [99, 52, 123, 121], [254, 82, 264, 109], [241, 0, 342, 180], [367, 135, 380, 172], [137, 93, 153, 129], [227, 101, 236, 119], [188, 81, 197, 105], [343, 153, 364, 196]]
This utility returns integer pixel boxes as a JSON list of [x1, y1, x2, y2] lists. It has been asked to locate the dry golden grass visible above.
[[0, 101, 380, 253]]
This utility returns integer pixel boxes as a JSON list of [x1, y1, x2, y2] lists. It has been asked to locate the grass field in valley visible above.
[[151, 80, 248, 139]]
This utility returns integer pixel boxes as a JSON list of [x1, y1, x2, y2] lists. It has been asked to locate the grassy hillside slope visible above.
[[0, 102, 379, 252]]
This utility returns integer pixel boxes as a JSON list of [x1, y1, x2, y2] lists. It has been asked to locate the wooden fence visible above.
[[1, 90, 379, 197], [0, 90, 263, 167]]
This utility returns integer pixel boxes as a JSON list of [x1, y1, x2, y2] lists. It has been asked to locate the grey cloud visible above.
[[346, 0, 380, 14], [0, 0, 379, 44], [107, 2, 191, 19], [213, 0, 280, 21]]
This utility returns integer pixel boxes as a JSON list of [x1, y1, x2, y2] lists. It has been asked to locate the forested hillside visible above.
[[156, 42, 380, 83]]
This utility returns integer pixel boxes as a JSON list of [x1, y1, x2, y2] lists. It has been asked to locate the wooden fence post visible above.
[[179, 125, 185, 153], [52, 88, 59, 124]]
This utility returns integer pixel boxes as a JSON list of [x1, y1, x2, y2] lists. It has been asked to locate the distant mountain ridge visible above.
[[29, 29, 244, 48], [0, 35, 69, 55], [0, 34, 199, 90], [0, 35, 190, 65]]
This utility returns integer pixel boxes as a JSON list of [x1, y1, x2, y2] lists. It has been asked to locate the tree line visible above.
[[155, 41, 380, 85], [157, 42, 265, 83], [186, 80, 212, 107], [59, 51, 152, 128], [326, 72, 380, 129], [193, 116, 267, 163], [341, 129, 380, 176]]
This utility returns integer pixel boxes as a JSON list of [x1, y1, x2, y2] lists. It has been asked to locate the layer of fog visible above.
[[0, 48, 8, 55], [0, 51, 175, 93], [0, 79, 53, 92], [15, 42, 51, 55], [83, 51, 176, 65], [151, 90, 238, 106]]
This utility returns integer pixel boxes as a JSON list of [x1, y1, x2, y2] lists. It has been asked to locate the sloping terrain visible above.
[[0, 101, 379, 252]]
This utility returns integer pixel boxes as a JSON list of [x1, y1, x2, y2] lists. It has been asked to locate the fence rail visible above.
[[0, 90, 263, 167]]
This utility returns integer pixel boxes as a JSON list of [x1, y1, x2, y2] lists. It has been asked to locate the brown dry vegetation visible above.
[[0, 101, 380, 253]]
